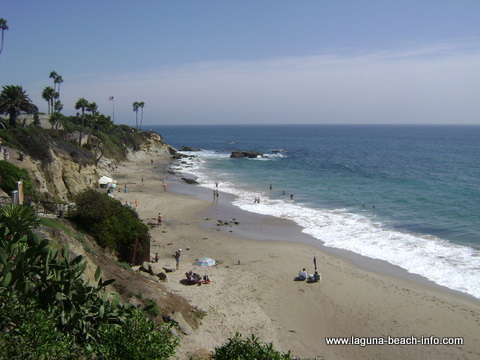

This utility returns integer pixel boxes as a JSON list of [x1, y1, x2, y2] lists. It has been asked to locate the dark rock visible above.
[[179, 146, 200, 152], [230, 151, 263, 158], [140, 262, 154, 275], [181, 177, 199, 185], [157, 272, 168, 282]]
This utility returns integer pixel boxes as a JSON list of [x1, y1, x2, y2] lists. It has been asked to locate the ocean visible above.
[[153, 124, 480, 299]]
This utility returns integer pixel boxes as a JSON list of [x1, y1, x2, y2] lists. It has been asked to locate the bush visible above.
[[0, 204, 178, 359], [67, 188, 150, 262], [0, 290, 85, 360], [213, 333, 292, 360], [92, 310, 178, 360], [1, 126, 53, 163], [0, 160, 35, 198]]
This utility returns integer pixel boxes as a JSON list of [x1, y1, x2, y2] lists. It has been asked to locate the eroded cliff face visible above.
[[6, 132, 175, 202]]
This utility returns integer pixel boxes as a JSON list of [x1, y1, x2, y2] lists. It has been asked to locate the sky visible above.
[[1, 1, 480, 126]]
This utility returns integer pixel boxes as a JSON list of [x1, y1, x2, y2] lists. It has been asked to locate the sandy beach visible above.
[[110, 156, 480, 360]]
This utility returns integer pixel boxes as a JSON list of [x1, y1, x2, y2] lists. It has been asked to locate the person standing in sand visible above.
[[157, 213, 162, 226], [174, 249, 182, 270]]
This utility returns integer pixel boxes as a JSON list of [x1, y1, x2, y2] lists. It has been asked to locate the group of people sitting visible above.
[[185, 271, 211, 285], [297, 268, 321, 282]]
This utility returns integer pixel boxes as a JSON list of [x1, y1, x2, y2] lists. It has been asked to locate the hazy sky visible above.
[[1, 1, 480, 126]]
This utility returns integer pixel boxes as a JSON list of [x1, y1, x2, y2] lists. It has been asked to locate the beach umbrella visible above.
[[194, 257, 216, 267]]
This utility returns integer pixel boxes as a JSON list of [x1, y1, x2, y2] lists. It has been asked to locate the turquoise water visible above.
[[154, 124, 480, 298]]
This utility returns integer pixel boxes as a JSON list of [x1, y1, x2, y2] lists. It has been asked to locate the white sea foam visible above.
[[174, 151, 480, 299]]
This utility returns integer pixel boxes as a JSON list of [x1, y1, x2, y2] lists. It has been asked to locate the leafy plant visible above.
[[1, 126, 53, 162], [0, 160, 35, 197], [213, 333, 292, 360], [0, 204, 179, 358], [143, 298, 161, 318], [92, 310, 178, 360], [67, 188, 150, 262], [0, 290, 85, 360]]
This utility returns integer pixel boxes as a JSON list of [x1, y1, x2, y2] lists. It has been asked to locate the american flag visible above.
[[109, 96, 114, 101]]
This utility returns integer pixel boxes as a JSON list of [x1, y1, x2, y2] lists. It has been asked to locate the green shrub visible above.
[[143, 298, 161, 318], [213, 333, 292, 360], [67, 188, 150, 262], [1, 126, 53, 163], [0, 160, 35, 197], [0, 290, 85, 360], [92, 310, 178, 360], [0, 204, 178, 358]]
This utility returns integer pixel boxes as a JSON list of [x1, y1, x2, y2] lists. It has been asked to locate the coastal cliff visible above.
[[4, 130, 176, 202]]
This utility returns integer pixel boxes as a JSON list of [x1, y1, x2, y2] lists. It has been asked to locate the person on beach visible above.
[[313, 255, 317, 271], [298, 268, 308, 280], [157, 213, 162, 226], [290, 193, 294, 200], [175, 249, 182, 270]]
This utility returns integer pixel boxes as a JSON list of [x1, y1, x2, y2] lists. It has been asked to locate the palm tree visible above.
[[49, 111, 64, 131], [54, 75, 63, 100], [0, 18, 8, 55], [54, 100, 63, 113], [138, 101, 145, 131], [49, 71, 58, 88], [132, 101, 140, 130], [49, 71, 63, 110], [0, 85, 38, 127], [75, 98, 89, 146], [87, 101, 98, 117], [42, 86, 55, 114], [86, 102, 98, 142]]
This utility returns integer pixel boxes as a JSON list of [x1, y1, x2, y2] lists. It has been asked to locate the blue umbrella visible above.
[[195, 257, 216, 267]]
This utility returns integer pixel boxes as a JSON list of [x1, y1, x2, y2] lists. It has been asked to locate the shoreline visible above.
[[170, 179, 478, 302], [112, 157, 480, 360]]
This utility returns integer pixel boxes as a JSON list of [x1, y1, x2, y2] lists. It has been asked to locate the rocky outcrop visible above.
[[178, 146, 200, 152], [230, 151, 263, 158], [6, 132, 175, 202], [125, 132, 176, 162], [181, 177, 199, 185]]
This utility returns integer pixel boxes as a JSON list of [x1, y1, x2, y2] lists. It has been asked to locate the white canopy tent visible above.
[[98, 176, 114, 187]]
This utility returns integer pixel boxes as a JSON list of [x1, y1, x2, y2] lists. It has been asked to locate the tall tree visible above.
[[54, 100, 63, 113], [86, 102, 98, 142], [75, 98, 89, 146], [0, 85, 38, 127], [0, 18, 8, 55], [132, 101, 140, 130], [49, 71, 59, 89], [41, 86, 55, 114], [49, 111, 64, 130], [138, 101, 145, 131], [49, 71, 63, 110], [54, 75, 63, 100]]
